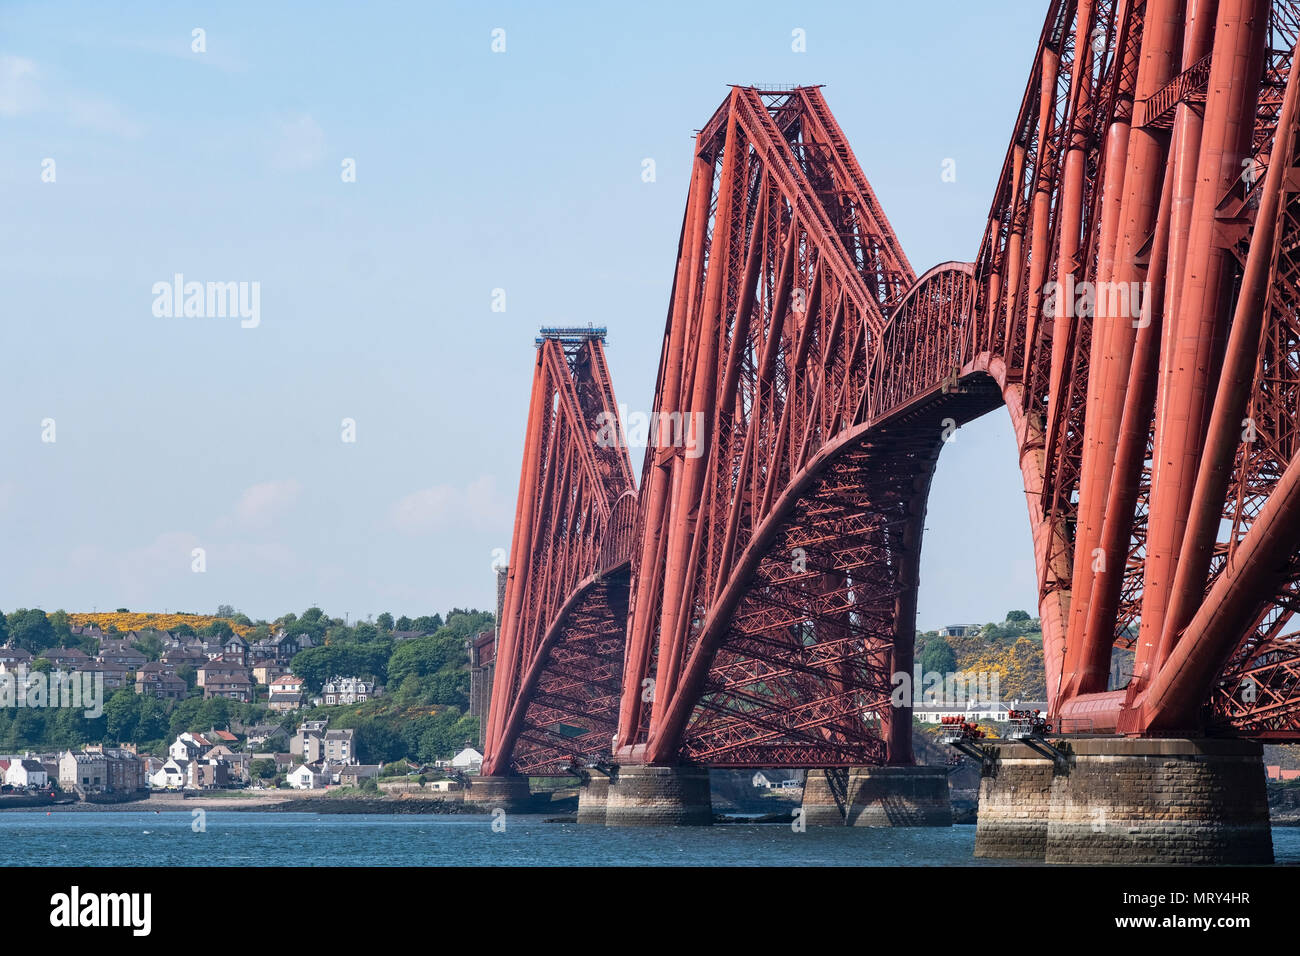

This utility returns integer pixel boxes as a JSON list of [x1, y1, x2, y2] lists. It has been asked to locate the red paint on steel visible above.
[[486, 2, 1300, 774]]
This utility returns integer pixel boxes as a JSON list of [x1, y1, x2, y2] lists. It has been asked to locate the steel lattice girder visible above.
[[487, 2, 1300, 774], [481, 335, 635, 777]]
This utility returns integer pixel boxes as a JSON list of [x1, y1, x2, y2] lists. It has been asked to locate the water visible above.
[[3, 812, 1300, 865]]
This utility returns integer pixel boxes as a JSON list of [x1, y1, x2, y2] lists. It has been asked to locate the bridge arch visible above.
[[641, 263, 1020, 765]]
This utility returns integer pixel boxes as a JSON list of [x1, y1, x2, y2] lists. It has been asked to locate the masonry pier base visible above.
[[603, 765, 712, 826], [576, 771, 610, 824], [801, 766, 953, 826], [974, 738, 1273, 864], [465, 775, 534, 811]]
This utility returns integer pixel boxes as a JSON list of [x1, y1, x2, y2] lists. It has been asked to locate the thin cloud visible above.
[[271, 114, 326, 171], [388, 476, 502, 535], [230, 479, 302, 530], [0, 53, 142, 136], [0, 55, 41, 116]]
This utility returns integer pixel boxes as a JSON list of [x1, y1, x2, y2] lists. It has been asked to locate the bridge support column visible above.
[[465, 775, 534, 812], [576, 771, 610, 825], [973, 745, 1056, 859], [801, 767, 953, 826], [975, 739, 1273, 864], [603, 765, 712, 826]]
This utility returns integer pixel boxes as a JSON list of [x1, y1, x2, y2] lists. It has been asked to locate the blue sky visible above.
[[0, 1, 1044, 627]]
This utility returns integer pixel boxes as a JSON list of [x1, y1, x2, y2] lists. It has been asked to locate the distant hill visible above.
[[916, 613, 1047, 700]]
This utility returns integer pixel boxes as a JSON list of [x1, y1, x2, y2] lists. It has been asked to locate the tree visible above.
[[439, 611, 493, 640], [0, 610, 7, 645], [199, 696, 231, 730], [132, 631, 164, 660], [376, 612, 394, 632], [48, 610, 73, 647], [104, 689, 141, 742], [345, 718, 405, 764], [216, 605, 237, 618], [177, 664, 198, 692], [290, 644, 388, 694], [920, 638, 957, 675], [134, 695, 169, 743], [395, 616, 413, 632], [387, 633, 462, 685], [202, 620, 234, 640], [8, 609, 55, 653], [167, 697, 205, 739], [1006, 610, 1031, 622], [411, 615, 443, 635], [250, 758, 276, 779]]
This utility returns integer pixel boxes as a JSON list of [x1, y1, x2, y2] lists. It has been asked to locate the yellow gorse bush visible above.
[[68, 612, 253, 637]]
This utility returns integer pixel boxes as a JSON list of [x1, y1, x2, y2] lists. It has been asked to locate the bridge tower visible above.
[[473, 327, 636, 811]]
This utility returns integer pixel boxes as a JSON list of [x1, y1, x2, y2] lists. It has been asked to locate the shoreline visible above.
[[6, 790, 1299, 824], [1, 791, 553, 815]]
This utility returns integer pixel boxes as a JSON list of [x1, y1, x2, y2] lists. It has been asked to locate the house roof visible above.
[[80, 660, 129, 673], [199, 655, 247, 669], [208, 675, 253, 686]]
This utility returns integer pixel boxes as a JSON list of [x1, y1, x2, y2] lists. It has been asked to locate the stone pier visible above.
[[974, 738, 1273, 864], [576, 771, 610, 824], [465, 775, 534, 811], [801, 766, 953, 826], [603, 765, 713, 826]]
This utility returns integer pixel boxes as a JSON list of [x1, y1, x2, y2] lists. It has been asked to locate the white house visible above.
[[150, 758, 188, 790], [913, 700, 1049, 724], [287, 762, 330, 790], [751, 770, 802, 790], [321, 675, 381, 706], [168, 732, 212, 762], [4, 758, 48, 788], [451, 747, 483, 772]]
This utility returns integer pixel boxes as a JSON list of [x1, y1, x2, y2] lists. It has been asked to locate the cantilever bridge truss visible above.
[[484, 0, 1300, 777]]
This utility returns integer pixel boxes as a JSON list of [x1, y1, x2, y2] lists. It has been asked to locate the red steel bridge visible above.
[[484, 0, 1300, 778]]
